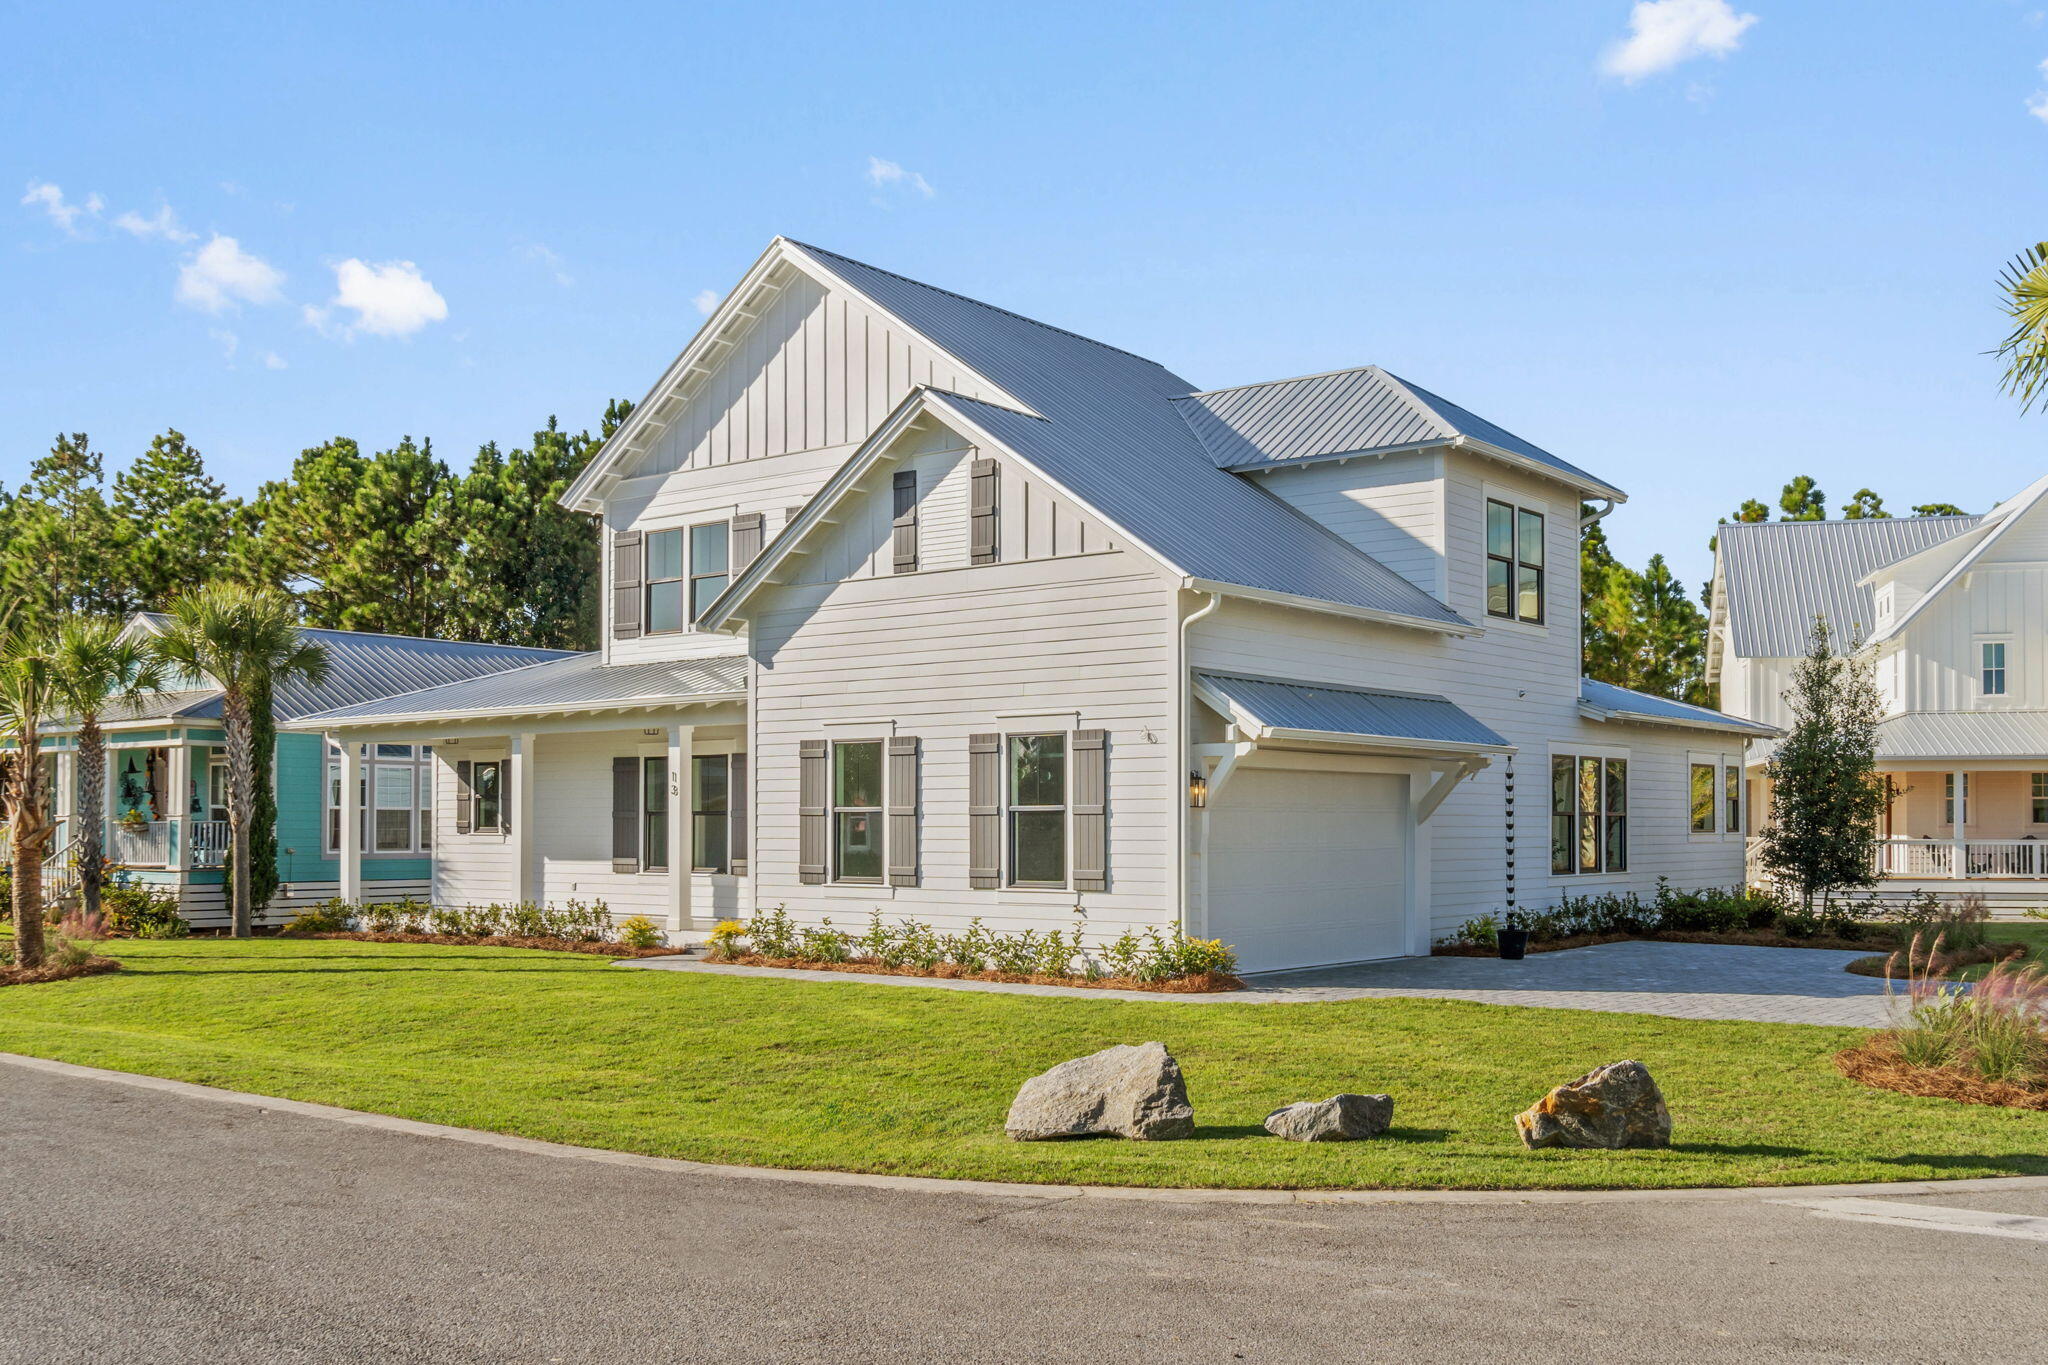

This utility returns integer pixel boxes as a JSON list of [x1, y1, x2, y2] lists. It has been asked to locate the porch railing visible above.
[[1872, 837, 2048, 879], [190, 820, 230, 869], [108, 820, 172, 869]]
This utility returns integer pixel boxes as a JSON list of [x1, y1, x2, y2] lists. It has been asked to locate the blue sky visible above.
[[6, 0, 2047, 591]]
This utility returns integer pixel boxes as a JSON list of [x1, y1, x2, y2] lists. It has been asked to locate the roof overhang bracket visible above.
[[1415, 757, 1488, 824]]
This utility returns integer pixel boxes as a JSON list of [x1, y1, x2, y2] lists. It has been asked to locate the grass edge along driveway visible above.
[[0, 937, 2043, 1191]]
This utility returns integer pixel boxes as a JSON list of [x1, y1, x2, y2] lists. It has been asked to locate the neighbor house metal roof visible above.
[[1579, 678, 1778, 736], [52, 621, 572, 730], [1874, 710, 2048, 762], [289, 651, 749, 727], [1716, 516, 1982, 659], [1192, 671, 1511, 751], [1172, 365, 1625, 500], [787, 241, 1476, 630]]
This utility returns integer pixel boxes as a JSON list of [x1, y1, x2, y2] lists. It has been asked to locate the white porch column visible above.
[[668, 724, 694, 934], [168, 742, 193, 871], [1951, 768, 1968, 879], [338, 738, 364, 903], [510, 733, 537, 905]]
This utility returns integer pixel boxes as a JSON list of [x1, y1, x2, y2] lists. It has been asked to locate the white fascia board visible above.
[[559, 237, 1029, 515], [1223, 440, 1449, 474], [286, 691, 749, 733], [1577, 701, 1779, 738], [1260, 726, 1514, 757], [1449, 435, 1629, 504]]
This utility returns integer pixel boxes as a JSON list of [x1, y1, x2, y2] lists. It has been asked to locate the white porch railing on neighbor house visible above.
[[1872, 837, 2048, 879], [189, 820, 230, 869], [107, 820, 172, 869]]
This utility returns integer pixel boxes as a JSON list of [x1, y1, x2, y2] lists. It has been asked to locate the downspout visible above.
[[1175, 590, 1224, 932], [1580, 498, 1614, 529]]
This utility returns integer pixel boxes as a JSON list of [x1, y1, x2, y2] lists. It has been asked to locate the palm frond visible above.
[[1996, 241, 2048, 413]]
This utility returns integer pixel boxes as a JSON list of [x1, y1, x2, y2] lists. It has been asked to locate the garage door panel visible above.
[[1207, 768, 1409, 974]]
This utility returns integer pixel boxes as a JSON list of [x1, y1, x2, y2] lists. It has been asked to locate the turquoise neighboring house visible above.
[[34, 614, 569, 929]]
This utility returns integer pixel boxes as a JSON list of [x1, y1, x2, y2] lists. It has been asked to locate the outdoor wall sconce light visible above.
[[1187, 769, 1208, 808]]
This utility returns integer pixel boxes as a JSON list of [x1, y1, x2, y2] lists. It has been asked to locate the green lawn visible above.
[[1, 936, 2043, 1190], [1958, 918, 2048, 979]]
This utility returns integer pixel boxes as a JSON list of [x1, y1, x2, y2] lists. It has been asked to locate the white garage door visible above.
[[1206, 768, 1410, 974]]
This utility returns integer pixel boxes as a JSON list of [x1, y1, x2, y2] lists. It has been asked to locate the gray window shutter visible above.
[[886, 737, 919, 887], [729, 752, 749, 875], [970, 458, 999, 565], [731, 512, 765, 569], [892, 470, 918, 574], [1072, 729, 1108, 892], [611, 757, 640, 873], [454, 760, 472, 835], [799, 739, 829, 884], [612, 530, 644, 640], [968, 733, 1001, 889]]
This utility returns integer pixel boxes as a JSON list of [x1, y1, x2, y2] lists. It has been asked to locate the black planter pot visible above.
[[1497, 928, 1529, 961]]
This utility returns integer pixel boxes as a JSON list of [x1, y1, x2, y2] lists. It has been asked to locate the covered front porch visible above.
[[29, 726, 235, 885]]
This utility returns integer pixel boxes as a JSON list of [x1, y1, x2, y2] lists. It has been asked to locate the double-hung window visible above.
[[693, 753, 730, 873], [1008, 734, 1067, 886], [1552, 754, 1627, 875], [2033, 773, 2048, 824], [1982, 641, 2008, 697], [326, 743, 435, 853], [1945, 773, 1968, 827], [1724, 762, 1742, 836], [645, 529, 686, 633], [1485, 499, 1544, 624], [832, 740, 883, 883], [643, 523, 730, 631], [642, 757, 669, 871]]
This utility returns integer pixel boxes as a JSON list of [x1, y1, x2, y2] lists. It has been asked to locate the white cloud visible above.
[[21, 180, 102, 234], [693, 288, 721, 315], [2029, 59, 2048, 123], [866, 156, 935, 198], [176, 234, 286, 312], [519, 241, 572, 286], [113, 203, 195, 243], [1601, 0, 1758, 83], [319, 257, 448, 337], [263, 351, 287, 370]]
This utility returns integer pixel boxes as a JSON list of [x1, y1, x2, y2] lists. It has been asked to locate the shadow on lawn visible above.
[[1186, 1123, 1454, 1144], [1872, 1151, 2048, 1175]]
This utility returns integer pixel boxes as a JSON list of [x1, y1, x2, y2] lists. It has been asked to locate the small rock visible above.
[[1514, 1060, 1671, 1150], [1005, 1042, 1195, 1141], [1263, 1093, 1394, 1142]]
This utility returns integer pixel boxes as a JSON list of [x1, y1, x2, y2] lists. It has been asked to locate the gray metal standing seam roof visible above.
[[787, 241, 1476, 629], [1716, 516, 1983, 658], [1193, 671, 1510, 750], [1579, 678, 1778, 736], [1874, 710, 2048, 762], [1172, 365, 1624, 500], [289, 651, 749, 726]]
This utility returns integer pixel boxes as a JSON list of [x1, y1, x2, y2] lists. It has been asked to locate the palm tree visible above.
[[151, 586, 327, 938], [50, 616, 169, 922], [0, 619, 58, 968], [1996, 241, 2048, 413]]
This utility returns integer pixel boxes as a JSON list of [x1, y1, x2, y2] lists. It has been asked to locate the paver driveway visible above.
[[633, 941, 1896, 1026]]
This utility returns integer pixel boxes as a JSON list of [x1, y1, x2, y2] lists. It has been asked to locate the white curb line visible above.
[[8, 1050, 2047, 1207]]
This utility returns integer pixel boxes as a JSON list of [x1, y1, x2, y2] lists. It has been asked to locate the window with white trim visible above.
[[693, 753, 730, 873], [832, 740, 883, 883], [471, 760, 503, 833], [1689, 762, 1717, 834], [1485, 498, 1545, 624], [1945, 773, 1968, 827], [1552, 754, 1626, 874], [1008, 733, 1068, 887], [1724, 762, 1742, 836], [325, 743, 434, 854], [2032, 772, 2048, 825], [1981, 641, 2008, 697]]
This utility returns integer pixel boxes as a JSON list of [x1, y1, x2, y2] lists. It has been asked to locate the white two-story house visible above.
[[290, 238, 1770, 971], [1711, 475, 2048, 906]]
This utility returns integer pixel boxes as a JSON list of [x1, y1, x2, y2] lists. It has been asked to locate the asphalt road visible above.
[[3, 1059, 2044, 1364]]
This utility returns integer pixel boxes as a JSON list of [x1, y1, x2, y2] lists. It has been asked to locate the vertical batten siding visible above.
[[1250, 450, 1447, 600], [751, 548, 1179, 939]]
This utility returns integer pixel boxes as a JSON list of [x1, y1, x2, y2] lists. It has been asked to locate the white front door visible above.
[[1206, 767, 1409, 974]]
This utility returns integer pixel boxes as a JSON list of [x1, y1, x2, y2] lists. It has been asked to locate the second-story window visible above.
[[690, 522, 730, 621], [1485, 499, 1544, 624], [1982, 641, 2008, 696], [646, 529, 685, 633]]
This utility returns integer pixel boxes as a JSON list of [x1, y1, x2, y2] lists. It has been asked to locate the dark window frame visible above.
[[471, 759, 504, 834], [1485, 498, 1545, 624], [1551, 753, 1627, 875], [1006, 732, 1069, 889], [642, 756, 669, 872], [831, 739, 884, 885], [693, 752, 731, 874]]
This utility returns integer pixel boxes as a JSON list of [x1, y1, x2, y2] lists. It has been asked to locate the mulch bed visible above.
[[1836, 1034, 2048, 1112], [1843, 942, 2027, 979], [1, 955, 122, 988], [1434, 928, 1915, 957], [706, 952, 1244, 993], [295, 931, 685, 958]]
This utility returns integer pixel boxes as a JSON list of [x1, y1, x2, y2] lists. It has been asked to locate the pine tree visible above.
[[1911, 502, 1968, 517], [111, 429, 240, 609], [1758, 618, 1886, 908], [1778, 476, 1827, 521], [3, 434, 124, 629], [1842, 488, 1889, 520]]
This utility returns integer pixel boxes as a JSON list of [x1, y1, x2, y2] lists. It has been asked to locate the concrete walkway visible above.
[[627, 940, 1897, 1027]]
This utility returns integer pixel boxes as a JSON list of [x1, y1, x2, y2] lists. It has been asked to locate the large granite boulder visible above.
[[1515, 1060, 1671, 1150], [1005, 1042, 1195, 1141], [1264, 1093, 1394, 1142]]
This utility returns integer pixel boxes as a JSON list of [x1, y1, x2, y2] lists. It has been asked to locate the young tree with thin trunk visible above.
[[49, 617, 169, 921], [0, 619, 58, 967], [1759, 618, 1887, 909], [150, 586, 327, 937]]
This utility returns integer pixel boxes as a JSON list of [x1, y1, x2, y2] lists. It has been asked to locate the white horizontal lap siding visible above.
[[430, 750, 517, 908], [752, 550, 1178, 941], [1253, 450, 1445, 599]]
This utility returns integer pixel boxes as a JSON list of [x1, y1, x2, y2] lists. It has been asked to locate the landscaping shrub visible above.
[[1837, 933, 2048, 1101], [616, 915, 665, 950], [282, 899, 358, 936], [56, 908, 109, 941], [100, 883, 190, 939], [1433, 881, 1928, 952], [722, 907, 1239, 987]]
